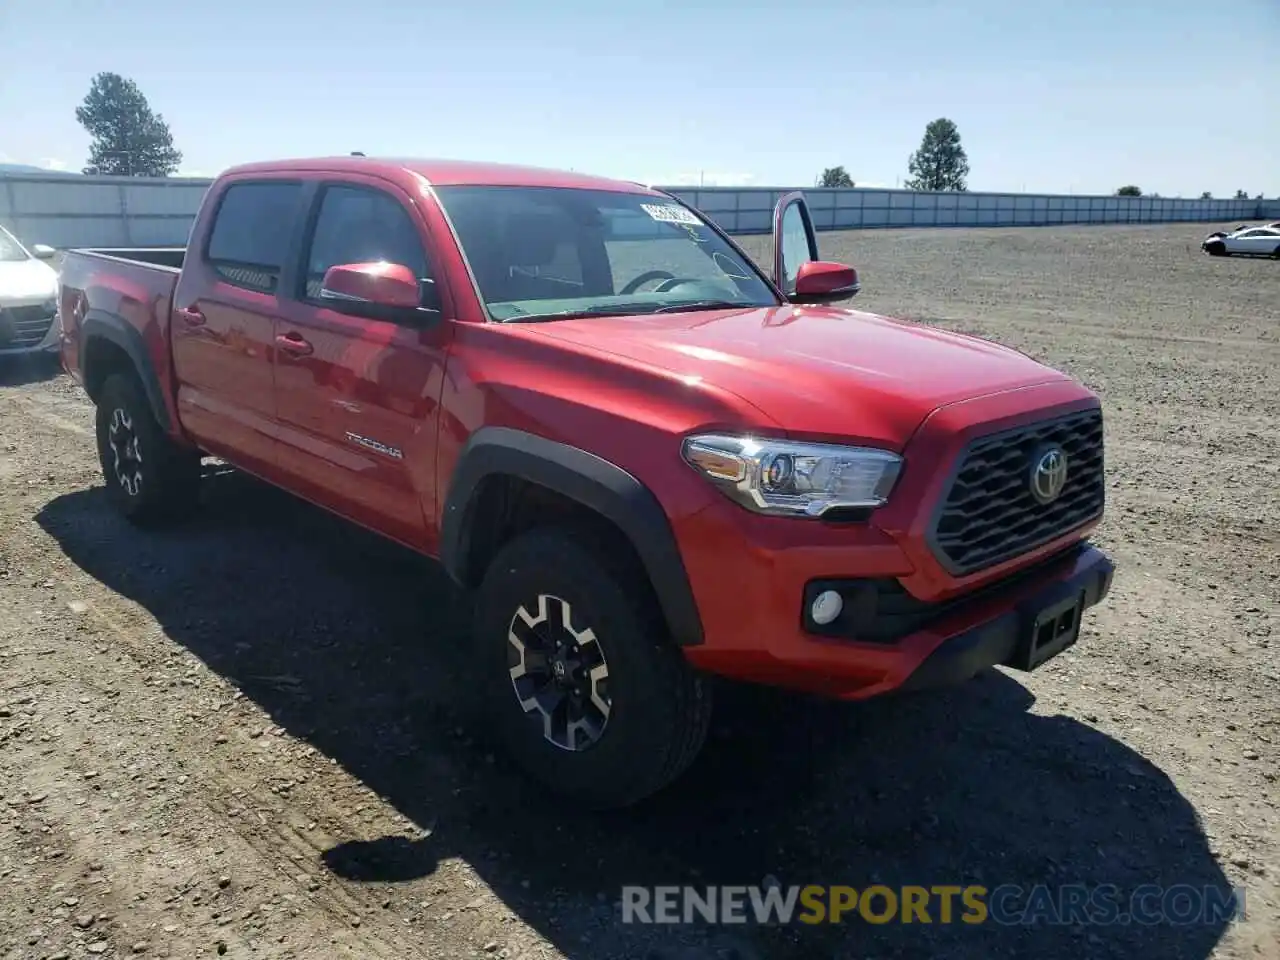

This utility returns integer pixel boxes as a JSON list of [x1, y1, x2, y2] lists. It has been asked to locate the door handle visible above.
[[275, 332, 314, 356], [177, 306, 206, 327]]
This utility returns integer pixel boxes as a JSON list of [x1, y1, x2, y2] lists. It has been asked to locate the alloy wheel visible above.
[[507, 593, 612, 751], [107, 406, 143, 496]]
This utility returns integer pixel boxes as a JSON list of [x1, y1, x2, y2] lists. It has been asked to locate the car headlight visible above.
[[43, 298, 57, 315], [681, 434, 903, 517]]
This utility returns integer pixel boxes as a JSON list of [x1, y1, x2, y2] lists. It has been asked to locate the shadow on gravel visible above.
[[38, 471, 1233, 960], [0, 352, 62, 387]]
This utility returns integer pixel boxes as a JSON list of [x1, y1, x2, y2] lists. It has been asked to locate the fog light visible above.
[[811, 589, 843, 626]]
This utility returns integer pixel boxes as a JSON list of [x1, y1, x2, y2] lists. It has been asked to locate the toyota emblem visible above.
[[1029, 447, 1068, 504]]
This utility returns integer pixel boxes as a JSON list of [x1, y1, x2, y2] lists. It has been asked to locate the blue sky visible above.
[[1, 0, 1276, 196]]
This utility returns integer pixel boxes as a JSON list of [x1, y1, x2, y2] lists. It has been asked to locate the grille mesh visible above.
[[930, 409, 1105, 575], [0, 305, 56, 348]]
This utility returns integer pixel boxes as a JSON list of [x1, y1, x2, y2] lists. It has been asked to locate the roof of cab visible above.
[[219, 156, 660, 194]]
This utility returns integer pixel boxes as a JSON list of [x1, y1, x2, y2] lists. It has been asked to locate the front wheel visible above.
[[94, 373, 201, 526], [1206, 241, 1227, 256], [474, 527, 712, 809]]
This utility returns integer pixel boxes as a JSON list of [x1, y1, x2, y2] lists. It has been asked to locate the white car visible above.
[[0, 224, 60, 355], [1201, 224, 1280, 258]]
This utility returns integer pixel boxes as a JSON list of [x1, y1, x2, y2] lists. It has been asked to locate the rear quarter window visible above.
[[205, 181, 304, 293]]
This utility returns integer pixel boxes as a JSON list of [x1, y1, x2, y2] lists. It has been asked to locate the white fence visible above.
[[1, 171, 1276, 249], [662, 188, 1272, 234], [0, 172, 213, 249]]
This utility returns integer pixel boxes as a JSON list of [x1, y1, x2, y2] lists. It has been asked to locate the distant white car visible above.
[[1201, 224, 1280, 258], [0, 224, 60, 355]]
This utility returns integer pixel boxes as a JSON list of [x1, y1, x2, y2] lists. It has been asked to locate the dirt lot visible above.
[[1, 223, 1277, 960]]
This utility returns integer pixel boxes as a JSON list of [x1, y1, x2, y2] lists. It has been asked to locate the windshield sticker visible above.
[[641, 203, 703, 226]]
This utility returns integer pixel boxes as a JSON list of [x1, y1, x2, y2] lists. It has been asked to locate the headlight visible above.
[[681, 434, 903, 517], [43, 298, 57, 315]]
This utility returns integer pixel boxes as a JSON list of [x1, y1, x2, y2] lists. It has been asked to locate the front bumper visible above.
[[0, 305, 60, 355], [897, 545, 1113, 692], [680, 511, 1114, 699]]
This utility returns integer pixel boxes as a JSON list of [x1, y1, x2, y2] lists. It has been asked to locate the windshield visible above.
[[0, 226, 30, 263], [433, 186, 778, 321]]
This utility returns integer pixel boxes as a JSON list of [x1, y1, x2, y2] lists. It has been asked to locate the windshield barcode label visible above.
[[641, 203, 702, 226]]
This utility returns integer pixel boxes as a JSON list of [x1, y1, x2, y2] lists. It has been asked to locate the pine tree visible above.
[[818, 166, 855, 188], [905, 118, 969, 192], [76, 72, 182, 177]]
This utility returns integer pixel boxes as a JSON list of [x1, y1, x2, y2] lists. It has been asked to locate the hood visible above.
[[529, 304, 1072, 448], [0, 257, 58, 303]]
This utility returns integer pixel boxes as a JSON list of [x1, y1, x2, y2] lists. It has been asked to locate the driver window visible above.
[[780, 203, 813, 295], [303, 185, 430, 301]]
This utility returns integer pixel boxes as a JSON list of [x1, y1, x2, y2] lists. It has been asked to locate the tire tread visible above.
[[96, 372, 200, 526], [476, 526, 712, 809]]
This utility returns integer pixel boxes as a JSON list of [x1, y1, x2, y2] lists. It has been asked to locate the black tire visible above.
[[1272, 245, 1280, 260], [474, 527, 712, 809], [94, 372, 200, 526], [1207, 241, 1227, 257]]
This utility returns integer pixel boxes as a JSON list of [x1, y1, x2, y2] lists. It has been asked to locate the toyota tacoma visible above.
[[57, 157, 1115, 808]]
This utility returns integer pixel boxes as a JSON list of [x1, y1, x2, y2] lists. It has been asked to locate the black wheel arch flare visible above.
[[80, 310, 172, 433], [439, 426, 705, 647]]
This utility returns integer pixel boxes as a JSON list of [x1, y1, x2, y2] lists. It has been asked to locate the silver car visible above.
[[0, 224, 60, 355], [1201, 224, 1280, 258]]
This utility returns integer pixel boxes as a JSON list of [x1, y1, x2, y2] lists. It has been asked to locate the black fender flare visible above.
[[439, 426, 704, 646], [81, 310, 172, 433]]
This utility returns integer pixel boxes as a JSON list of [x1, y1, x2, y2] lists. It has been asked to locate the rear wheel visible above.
[[474, 527, 712, 809], [1272, 244, 1280, 260], [94, 373, 201, 526]]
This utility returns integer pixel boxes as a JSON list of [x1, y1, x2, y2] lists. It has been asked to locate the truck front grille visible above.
[[0, 304, 56, 348], [929, 408, 1105, 576]]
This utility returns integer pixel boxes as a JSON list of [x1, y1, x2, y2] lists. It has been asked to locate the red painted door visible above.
[[271, 179, 450, 552], [171, 178, 307, 478]]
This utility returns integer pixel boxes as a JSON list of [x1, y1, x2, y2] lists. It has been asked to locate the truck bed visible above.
[[57, 247, 184, 422]]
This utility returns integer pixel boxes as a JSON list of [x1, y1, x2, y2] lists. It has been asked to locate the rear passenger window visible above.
[[205, 181, 303, 294], [302, 186, 430, 301]]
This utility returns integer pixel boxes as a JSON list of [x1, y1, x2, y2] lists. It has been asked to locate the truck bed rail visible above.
[[71, 247, 186, 270]]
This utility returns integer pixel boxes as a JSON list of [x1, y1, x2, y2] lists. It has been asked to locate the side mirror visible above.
[[319, 261, 439, 323], [31, 244, 56, 260], [791, 260, 860, 303]]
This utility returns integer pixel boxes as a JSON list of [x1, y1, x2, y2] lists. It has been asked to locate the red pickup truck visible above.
[[58, 157, 1114, 808]]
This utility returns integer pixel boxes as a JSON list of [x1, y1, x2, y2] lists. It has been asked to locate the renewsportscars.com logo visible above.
[[621, 883, 1246, 927]]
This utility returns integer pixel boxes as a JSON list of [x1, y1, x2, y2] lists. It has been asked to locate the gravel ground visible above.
[[1, 223, 1277, 960]]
